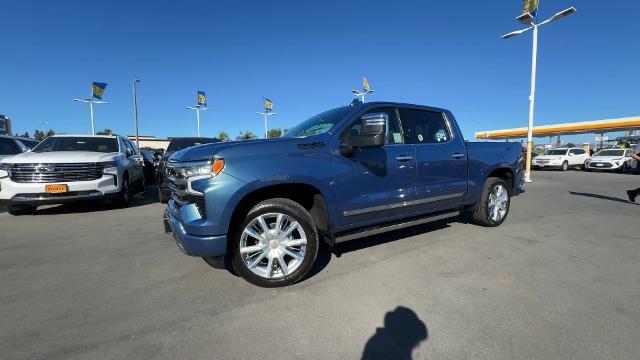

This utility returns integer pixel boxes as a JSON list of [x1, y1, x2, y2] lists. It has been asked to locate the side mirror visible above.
[[125, 148, 133, 157], [342, 113, 387, 154]]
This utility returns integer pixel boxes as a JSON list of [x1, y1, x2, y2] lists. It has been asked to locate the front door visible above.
[[332, 107, 417, 230]]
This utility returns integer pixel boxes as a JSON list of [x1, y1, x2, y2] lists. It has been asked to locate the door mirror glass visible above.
[[125, 148, 133, 157]]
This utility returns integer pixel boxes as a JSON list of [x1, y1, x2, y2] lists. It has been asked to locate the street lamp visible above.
[[132, 78, 140, 147], [186, 105, 211, 137], [255, 111, 277, 138], [502, 6, 577, 183]]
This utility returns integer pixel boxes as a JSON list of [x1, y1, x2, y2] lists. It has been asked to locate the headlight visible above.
[[0, 163, 10, 179], [101, 161, 117, 174], [183, 159, 225, 177]]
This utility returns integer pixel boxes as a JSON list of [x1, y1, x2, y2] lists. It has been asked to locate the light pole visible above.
[[502, 6, 577, 183], [73, 96, 108, 135], [255, 111, 277, 138], [132, 78, 140, 147], [186, 105, 211, 137], [352, 75, 374, 103]]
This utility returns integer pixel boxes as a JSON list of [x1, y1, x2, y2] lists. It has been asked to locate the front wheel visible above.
[[561, 161, 569, 171], [472, 177, 511, 227], [8, 204, 37, 216], [115, 176, 130, 208], [232, 198, 319, 287]]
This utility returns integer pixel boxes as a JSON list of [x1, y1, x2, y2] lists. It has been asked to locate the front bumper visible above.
[[0, 175, 119, 205], [585, 161, 622, 170], [163, 207, 227, 257]]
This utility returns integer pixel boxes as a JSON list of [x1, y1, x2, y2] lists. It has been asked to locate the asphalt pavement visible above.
[[1, 171, 639, 360]]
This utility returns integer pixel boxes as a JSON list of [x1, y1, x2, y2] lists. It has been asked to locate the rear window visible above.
[[167, 137, 218, 152], [32, 137, 118, 153]]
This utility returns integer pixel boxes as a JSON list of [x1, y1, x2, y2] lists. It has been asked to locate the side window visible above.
[[125, 139, 139, 154], [342, 107, 404, 145], [0, 138, 19, 155], [118, 138, 128, 154], [576, 149, 585, 155], [569, 149, 580, 155], [398, 108, 451, 144]]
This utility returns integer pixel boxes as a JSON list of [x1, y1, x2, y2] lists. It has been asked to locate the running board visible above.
[[334, 210, 460, 244]]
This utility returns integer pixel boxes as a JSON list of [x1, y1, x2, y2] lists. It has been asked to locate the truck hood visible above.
[[589, 156, 626, 161], [0, 151, 119, 164], [535, 155, 565, 160], [170, 138, 301, 162]]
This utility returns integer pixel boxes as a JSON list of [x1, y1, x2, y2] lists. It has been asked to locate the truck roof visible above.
[[353, 101, 448, 113]]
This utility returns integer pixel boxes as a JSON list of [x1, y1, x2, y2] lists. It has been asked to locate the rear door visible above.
[[332, 107, 417, 229], [398, 107, 467, 212]]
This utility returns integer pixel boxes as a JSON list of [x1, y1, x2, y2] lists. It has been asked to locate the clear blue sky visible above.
[[1, 0, 638, 144]]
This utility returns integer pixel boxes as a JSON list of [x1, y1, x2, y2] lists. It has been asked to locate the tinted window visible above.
[[123, 138, 138, 154], [166, 137, 219, 152], [283, 106, 352, 138], [543, 149, 568, 155], [32, 137, 118, 153], [342, 108, 403, 145], [18, 139, 39, 149], [596, 149, 624, 157], [0, 138, 18, 155], [575, 149, 585, 155], [398, 108, 450, 144]]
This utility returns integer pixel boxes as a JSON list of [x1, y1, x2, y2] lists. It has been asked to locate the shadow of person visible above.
[[361, 306, 428, 360]]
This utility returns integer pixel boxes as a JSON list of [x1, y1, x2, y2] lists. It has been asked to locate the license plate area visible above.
[[45, 184, 68, 193]]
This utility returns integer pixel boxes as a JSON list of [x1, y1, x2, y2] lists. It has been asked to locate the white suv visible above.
[[531, 147, 590, 171], [0, 134, 145, 215]]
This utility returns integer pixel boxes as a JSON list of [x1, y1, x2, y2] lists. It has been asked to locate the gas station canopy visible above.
[[475, 116, 640, 140]]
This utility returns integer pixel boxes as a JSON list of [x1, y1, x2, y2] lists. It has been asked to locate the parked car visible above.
[[156, 137, 220, 203], [140, 150, 157, 183], [0, 134, 145, 215], [531, 147, 590, 171], [585, 148, 634, 172], [0, 135, 39, 161], [163, 101, 525, 287]]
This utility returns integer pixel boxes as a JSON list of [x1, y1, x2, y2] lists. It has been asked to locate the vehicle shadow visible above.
[[361, 306, 428, 360], [33, 184, 161, 215], [296, 219, 453, 284], [568, 191, 640, 205]]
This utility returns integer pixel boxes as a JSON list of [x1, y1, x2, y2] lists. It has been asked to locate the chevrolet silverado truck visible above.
[[0, 134, 145, 215], [163, 101, 524, 287]]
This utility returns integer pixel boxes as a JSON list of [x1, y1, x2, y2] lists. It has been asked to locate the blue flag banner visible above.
[[197, 91, 207, 106], [264, 98, 273, 111], [92, 82, 108, 100]]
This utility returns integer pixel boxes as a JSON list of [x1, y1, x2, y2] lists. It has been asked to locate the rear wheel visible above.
[[8, 205, 37, 216], [232, 198, 318, 287], [472, 177, 510, 227]]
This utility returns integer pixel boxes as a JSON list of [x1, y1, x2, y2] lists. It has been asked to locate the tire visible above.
[[232, 198, 319, 287], [8, 205, 37, 216], [159, 188, 170, 203], [115, 176, 130, 208], [561, 161, 569, 171], [472, 177, 511, 227]]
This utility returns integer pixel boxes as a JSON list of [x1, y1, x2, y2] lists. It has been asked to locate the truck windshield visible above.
[[543, 149, 567, 156], [283, 106, 352, 138], [595, 149, 624, 157], [32, 137, 118, 153], [167, 137, 218, 152]]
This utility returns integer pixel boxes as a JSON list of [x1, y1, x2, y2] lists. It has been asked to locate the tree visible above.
[[15, 131, 29, 138], [236, 131, 257, 141], [566, 142, 576, 148], [45, 129, 55, 138], [96, 129, 113, 135], [218, 131, 230, 141], [267, 128, 282, 138], [34, 130, 45, 141]]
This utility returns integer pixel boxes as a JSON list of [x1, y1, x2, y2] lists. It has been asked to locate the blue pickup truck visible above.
[[163, 101, 524, 287]]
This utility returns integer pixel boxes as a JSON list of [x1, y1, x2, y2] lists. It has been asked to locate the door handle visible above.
[[452, 153, 465, 159], [395, 155, 413, 162]]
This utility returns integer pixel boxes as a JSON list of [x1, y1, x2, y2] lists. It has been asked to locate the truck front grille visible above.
[[9, 163, 104, 183]]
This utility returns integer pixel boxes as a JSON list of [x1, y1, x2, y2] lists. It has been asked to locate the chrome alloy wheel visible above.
[[239, 212, 307, 279], [488, 184, 509, 222]]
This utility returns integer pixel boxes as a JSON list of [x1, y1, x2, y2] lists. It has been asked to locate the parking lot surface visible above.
[[2, 171, 639, 360]]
